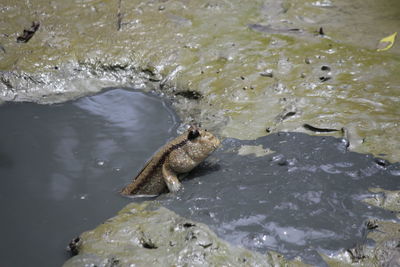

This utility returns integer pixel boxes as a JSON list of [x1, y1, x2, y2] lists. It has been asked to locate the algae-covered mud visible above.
[[1, 0, 400, 161], [63, 202, 308, 267], [0, 88, 179, 266]]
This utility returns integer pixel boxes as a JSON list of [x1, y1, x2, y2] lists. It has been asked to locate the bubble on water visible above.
[[96, 160, 105, 167]]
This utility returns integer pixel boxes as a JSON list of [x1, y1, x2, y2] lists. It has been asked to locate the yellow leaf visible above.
[[377, 32, 397, 51]]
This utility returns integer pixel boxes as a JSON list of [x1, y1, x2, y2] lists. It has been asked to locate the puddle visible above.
[[160, 133, 400, 265], [0, 88, 399, 266], [0, 88, 178, 267]]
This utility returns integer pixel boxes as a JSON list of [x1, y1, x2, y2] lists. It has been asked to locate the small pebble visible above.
[[260, 69, 273, 78]]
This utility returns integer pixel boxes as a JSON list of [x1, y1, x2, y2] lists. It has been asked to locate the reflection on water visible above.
[[0, 88, 178, 267]]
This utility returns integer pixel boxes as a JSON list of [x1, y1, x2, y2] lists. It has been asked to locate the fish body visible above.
[[121, 126, 220, 196]]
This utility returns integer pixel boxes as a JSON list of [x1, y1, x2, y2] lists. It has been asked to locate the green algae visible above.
[[1, 0, 400, 161], [63, 202, 309, 267]]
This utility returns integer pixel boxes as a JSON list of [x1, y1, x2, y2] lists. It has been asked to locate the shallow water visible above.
[[0, 88, 178, 267], [161, 134, 400, 265], [0, 88, 399, 266]]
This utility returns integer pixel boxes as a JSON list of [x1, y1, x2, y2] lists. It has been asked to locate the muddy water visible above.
[[160, 134, 400, 265], [1, 88, 399, 266], [0, 88, 178, 267]]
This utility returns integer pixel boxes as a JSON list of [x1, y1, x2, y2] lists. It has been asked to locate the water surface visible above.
[[0, 88, 178, 267], [161, 133, 400, 265]]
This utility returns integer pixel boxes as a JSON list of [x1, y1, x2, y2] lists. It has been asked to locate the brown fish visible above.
[[121, 126, 220, 196]]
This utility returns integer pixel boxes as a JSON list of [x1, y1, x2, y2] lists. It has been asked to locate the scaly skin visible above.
[[121, 126, 220, 196]]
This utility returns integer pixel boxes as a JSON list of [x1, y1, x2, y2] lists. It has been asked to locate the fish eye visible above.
[[188, 129, 200, 140]]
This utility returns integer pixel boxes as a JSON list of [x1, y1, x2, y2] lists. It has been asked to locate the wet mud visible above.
[[2, 1, 400, 266], [63, 202, 308, 267], [160, 133, 400, 265], [1, 0, 400, 161], [1, 88, 399, 266]]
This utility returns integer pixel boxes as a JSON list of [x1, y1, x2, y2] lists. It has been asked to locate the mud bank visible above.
[[1, 0, 400, 161], [63, 202, 308, 267]]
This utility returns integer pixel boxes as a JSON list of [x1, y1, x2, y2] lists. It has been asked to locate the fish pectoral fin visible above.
[[162, 164, 182, 193]]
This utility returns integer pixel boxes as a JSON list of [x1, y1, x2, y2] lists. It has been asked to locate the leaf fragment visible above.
[[377, 32, 397, 51]]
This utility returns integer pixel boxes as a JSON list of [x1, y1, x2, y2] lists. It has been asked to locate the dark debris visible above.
[[183, 222, 196, 228], [175, 90, 203, 100], [303, 123, 340, 133], [67, 237, 81, 256], [321, 65, 331, 71], [140, 238, 158, 249], [319, 76, 331, 82], [17, 22, 40, 43]]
